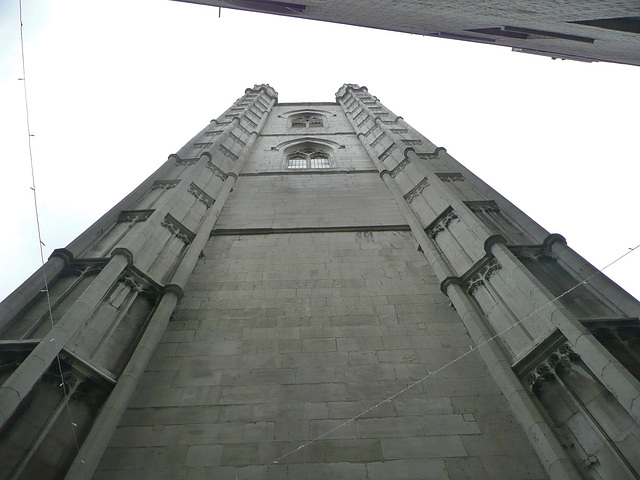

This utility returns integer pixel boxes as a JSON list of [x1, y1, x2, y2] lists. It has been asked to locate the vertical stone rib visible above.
[[337, 84, 582, 480], [0, 253, 130, 429], [0, 249, 71, 332], [64, 86, 277, 480]]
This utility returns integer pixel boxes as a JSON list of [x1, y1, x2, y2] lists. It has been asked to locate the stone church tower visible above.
[[1, 84, 639, 480]]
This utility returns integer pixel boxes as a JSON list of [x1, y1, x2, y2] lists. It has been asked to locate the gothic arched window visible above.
[[290, 113, 325, 129], [286, 145, 331, 169]]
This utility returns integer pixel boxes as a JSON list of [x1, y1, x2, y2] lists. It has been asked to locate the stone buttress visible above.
[[1, 84, 639, 480]]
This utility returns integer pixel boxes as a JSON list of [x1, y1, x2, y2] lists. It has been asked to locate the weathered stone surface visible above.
[[9, 87, 640, 480], [100, 231, 545, 478], [90, 98, 556, 480]]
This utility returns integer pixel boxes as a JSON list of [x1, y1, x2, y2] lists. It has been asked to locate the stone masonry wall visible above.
[[93, 100, 549, 479], [95, 231, 547, 479]]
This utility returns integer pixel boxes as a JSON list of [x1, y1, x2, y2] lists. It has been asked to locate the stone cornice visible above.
[[245, 84, 278, 101], [335, 84, 368, 101], [49, 248, 74, 265]]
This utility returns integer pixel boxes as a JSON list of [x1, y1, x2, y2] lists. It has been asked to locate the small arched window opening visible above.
[[285, 143, 332, 169], [290, 113, 326, 129]]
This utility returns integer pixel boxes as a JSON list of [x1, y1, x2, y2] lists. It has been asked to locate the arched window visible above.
[[285, 144, 332, 169], [290, 113, 325, 129]]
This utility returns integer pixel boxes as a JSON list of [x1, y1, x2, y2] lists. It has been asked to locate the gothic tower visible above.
[[1, 85, 639, 480]]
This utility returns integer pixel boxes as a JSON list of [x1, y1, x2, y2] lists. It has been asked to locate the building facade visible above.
[[1, 84, 639, 479], [177, 1, 640, 66]]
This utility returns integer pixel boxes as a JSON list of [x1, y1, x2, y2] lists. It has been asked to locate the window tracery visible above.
[[286, 146, 331, 169], [290, 113, 325, 129]]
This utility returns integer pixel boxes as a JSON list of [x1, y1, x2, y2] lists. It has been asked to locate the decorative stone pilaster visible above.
[[160, 215, 195, 245], [524, 343, 581, 395], [437, 172, 465, 182], [187, 183, 214, 208], [426, 208, 460, 240], [404, 177, 429, 203], [466, 258, 501, 295]]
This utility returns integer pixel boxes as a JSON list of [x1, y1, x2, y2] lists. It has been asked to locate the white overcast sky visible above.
[[1, 0, 639, 303]]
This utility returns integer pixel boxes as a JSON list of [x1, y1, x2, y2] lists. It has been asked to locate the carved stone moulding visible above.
[[436, 172, 465, 182], [389, 156, 411, 178], [466, 200, 501, 214], [255, 98, 269, 111], [404, 177, 430, 204], [465, 257, 501, 295], [48, 348, 115, 396], [334, 83, 367, 100], [205, 160, 229, 181], [246, 108, 262, 123], [218, 145, 239, 162], [192, 142, 213, 149], [116, 209, 154, 224], [509, 241, 558, 264], [172, 154, 199, 166], [229, 132, 247, 147], [370, 132, 386, 148], [417, 147, 447, 160], [118, 265, 162, 299], [363, 125, 378, 138], [62, 259, 108, 277], [512, 330, 581, 395], [378, 143, 397, 162], [357, 116, 369, 128], [425, 207, 460, 240], [353, 108, 367, 122], [242, 116, 258, 129], [235, 122, 252, 137], [161, 214, 195, 245], [151, 179, 180, 190], [524, 344, 581, 395], [187, 182, 215, 209]]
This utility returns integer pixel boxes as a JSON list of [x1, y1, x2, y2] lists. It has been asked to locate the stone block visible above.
[[178, 423, 245, 445], [444, 456, 488, 479], [256, 440, 325, 465], [184, 444, 224, 467], [274, 419, 310, 441], [321, 438, 384, 463], [420, 414, 480, 436], [301, 338, 337, 352], [244, 422, 275, 442], [380, 435, 467, 459], [462, 433, 537, 456], [366, 458, 448, 480], [110, 425, 182, 448], [309, 418, 357, 439], [128, 387, 185, 408], [98, 446, 188, 470], [94, 468, 188, 480], [356, 416, 424, 438], [480, 453, 548, 479], [220, 442, 258, 466], [287, 462, 368, 479], [278, 339, 301, 353], [252, 402, 328, 421]]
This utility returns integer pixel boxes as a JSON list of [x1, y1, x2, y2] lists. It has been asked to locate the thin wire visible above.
[[18, 0, 85, 475], [236, 243, 640, 480]]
